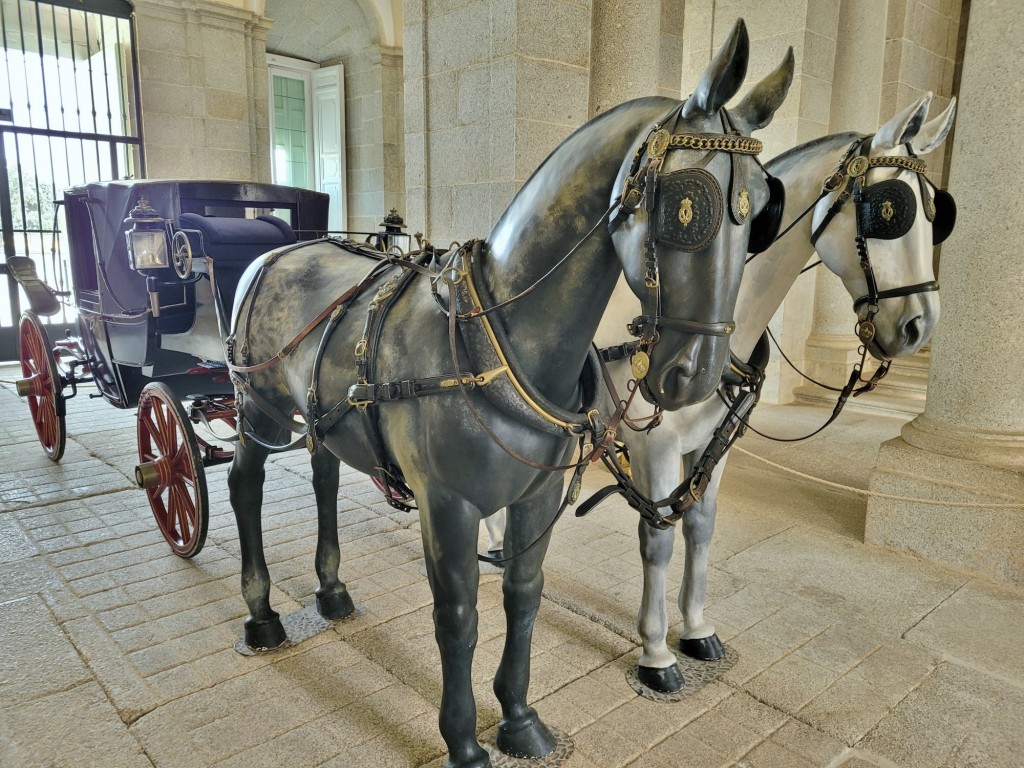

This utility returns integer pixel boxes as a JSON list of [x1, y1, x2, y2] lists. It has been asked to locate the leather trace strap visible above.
[[747, 326, 891, 444]]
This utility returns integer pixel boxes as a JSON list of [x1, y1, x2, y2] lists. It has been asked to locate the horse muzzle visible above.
[[644, 333, 729, 410]]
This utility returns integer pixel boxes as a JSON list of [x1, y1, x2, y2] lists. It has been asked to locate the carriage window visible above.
[[0, 0, 141, 357], [271, 73, 310, 189]]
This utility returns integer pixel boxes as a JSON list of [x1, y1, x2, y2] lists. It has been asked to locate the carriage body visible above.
[[15, 179, 345, 557], [62, 179, 330, 409]]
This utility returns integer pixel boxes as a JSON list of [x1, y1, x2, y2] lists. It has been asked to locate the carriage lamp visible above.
[[378, 208, 406, 251], [124, 199, 171, 271]]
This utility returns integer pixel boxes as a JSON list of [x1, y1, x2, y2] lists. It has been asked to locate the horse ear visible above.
[[730, 47, 795, 132], [682, 18, 750, 120], [872, 92, 933, 152], [911, 97, 957, 155]]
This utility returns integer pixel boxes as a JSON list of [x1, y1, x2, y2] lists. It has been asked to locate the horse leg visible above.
[[636, 521, 683, 691], [493, 485, 559, 758], [483, 509, 505, 559], [228, 422, 287, 649], [419, 491, 490, 768], [310, 447, 355, 620], [677, 459, 726, 660], [633, 438, 686, 693]]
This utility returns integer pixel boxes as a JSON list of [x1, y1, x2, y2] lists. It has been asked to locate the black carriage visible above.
[[13, 179, 408, 557]]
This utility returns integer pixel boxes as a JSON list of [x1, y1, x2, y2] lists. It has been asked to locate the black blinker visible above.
[[856, 178, 916, 240], [654, 168, 724, 252], [931, 189, 956, 245], [748, 174, 785, 254]]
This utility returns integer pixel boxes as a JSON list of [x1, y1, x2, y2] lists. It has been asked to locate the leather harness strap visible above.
[[227, 239, 395, 375], [577, 332, 770, 529]]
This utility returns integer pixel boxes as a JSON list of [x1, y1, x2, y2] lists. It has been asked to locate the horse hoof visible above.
[[637, 663, 685, 693], [497, 709, 556, 758], [680, 633, 725, 660], [316, 589, 355, 621], [487, 549, 504, 568], [243, 615, 287, 650]]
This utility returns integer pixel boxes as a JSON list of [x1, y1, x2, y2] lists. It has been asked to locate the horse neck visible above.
[[729, 132, 861, 360], [481, 99, 675, 403]]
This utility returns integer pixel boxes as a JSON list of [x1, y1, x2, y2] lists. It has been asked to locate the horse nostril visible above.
[[903, 315, 924, 347]]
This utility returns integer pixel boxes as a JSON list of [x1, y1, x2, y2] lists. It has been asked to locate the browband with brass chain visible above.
[[662, 133, 762, 155], [846, 154, 928, 178]]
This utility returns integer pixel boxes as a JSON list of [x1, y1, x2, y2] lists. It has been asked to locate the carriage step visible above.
[[5, 256, 61, 316]]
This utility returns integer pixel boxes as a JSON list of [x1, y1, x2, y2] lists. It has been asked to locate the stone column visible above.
[[797, 0, 885, 406], [588, 0, 683, 116], [865, 0, 1024, 585], [404, 0, 592, 245]]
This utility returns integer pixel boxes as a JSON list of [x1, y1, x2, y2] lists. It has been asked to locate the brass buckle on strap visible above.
[[689, 473, 705, 503]]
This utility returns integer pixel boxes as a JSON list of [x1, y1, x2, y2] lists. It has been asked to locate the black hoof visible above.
[[244, 615, 287, 650], [680, 633, 725, 660], [497, 709, 556, 759], [637, 663, 685, 693], [487, 549, 504, 568], [316, 588, 355, 620]]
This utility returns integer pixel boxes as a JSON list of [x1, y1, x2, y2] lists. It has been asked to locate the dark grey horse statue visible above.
[[226, 19, 789, 767]]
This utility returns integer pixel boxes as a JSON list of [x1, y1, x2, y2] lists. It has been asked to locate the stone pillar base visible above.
[[796, 336, 930, 417], [866, 432, 1024, 586], [793, 334, 864, 405]]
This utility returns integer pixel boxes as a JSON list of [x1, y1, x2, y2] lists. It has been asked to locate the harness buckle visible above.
[[354, 339, 367, 358], [689, 473, 705, 503], [822, 171, 846, 194]]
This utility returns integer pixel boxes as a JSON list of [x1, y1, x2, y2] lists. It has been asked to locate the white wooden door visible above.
[[311, 65, 346, 232]]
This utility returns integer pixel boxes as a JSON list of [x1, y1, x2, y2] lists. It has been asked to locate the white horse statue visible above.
[[590, 92, 957, 692]]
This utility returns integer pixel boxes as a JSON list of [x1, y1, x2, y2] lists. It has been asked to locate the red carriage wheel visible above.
[[136, 382, 209, 558], [17, 311, 66, 461]]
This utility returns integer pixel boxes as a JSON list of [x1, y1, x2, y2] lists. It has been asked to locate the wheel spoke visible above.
[[40, 405, 56, 447], [172, 441, 190, 473], [174, 486, 194, 543], [153, 403, 171, 455], [169, 482, 195, 543]]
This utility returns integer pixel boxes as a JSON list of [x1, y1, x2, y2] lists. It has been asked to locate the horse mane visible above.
[[512, 96, 679, 195], [767, 131, 861, 176]]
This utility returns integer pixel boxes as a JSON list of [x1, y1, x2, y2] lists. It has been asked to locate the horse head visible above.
[[611, 20, 794, 410], [811, 93, 957, 359]]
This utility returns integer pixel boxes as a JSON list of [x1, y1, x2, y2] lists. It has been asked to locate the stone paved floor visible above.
[[1, 361, 1022, 768]]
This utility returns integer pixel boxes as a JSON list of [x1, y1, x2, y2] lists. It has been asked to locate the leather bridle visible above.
[[613, 107, 768, 380], [809, 137, 946, 358]]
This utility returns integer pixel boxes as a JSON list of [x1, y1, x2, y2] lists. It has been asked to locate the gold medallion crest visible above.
[[678, 197, 694, 227]]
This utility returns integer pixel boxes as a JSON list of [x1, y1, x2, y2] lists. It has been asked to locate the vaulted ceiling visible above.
[[263, 0, 402, 63]]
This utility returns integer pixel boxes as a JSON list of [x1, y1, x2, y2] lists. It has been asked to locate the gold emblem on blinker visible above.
[[738, 189, 750, 219], [631, 350, 650, 380], [678, 197, 694, 226], [881, 200, 894, 221]]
